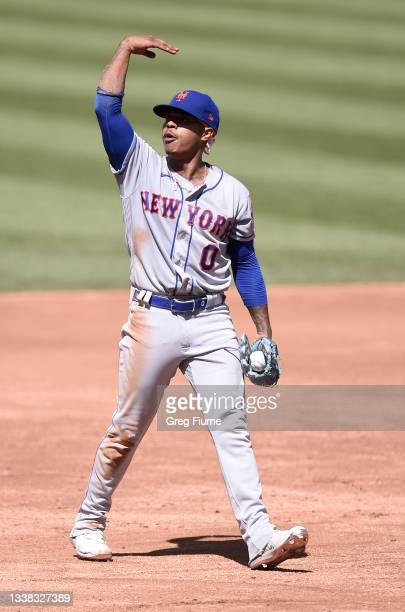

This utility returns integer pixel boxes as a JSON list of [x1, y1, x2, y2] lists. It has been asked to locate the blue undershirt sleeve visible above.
[[227, 238, 268, 308], [94, 88, 135, 172]]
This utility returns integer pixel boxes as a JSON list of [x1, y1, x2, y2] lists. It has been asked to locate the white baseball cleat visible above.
[[70, 529, 112, 561], [249, 525, 308, 570]]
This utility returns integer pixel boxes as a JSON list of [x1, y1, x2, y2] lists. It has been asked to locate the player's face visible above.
[[162, 110, 211, 157]]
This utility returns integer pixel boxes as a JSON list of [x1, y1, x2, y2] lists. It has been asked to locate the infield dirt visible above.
[[1, 284, 404, 610]]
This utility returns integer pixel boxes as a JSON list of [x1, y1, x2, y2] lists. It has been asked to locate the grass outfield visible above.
[[1, 0, 405, 289]]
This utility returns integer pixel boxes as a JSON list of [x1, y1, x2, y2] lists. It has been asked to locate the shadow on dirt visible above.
[[113, 534, 312, 572]]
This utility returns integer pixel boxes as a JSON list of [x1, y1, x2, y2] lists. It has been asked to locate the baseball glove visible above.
[[239, 334, 281, 387]]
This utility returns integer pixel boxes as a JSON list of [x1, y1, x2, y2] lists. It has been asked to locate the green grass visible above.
[[1, 0, 404, 290]]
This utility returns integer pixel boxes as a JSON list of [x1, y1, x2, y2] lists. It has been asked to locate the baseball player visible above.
[[70, 35, 308, 570]]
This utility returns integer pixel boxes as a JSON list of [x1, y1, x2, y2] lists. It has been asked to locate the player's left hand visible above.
[[239, 334, 281, 386]]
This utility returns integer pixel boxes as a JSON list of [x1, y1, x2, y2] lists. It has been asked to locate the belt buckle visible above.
[[171, 298, 195, 313], [170, 298, 189, 313], [170, 297, 209, 314]]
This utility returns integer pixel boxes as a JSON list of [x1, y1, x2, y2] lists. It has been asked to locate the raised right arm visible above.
[[94, 35, 179, 171], [98, 35, 179, 94]]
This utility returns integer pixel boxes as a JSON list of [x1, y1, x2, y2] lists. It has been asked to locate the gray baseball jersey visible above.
[[112, 134, 255, 297]]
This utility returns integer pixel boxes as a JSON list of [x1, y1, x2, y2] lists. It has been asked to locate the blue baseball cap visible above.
[[153, 90, 220, 132]]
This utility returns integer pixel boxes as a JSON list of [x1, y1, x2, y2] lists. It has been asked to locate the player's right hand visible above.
[[121, 35, 180, 59]]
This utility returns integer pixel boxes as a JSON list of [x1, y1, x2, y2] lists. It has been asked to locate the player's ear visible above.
[[202, 127, 216, 156], [201, 126, 216, 143]]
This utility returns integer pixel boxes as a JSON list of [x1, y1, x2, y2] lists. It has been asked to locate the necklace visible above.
[[168, 163, 208, 191]]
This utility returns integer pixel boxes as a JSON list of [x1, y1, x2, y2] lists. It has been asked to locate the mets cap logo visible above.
[[176, 90, 189, 102], [208, 113, 214, 121]]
